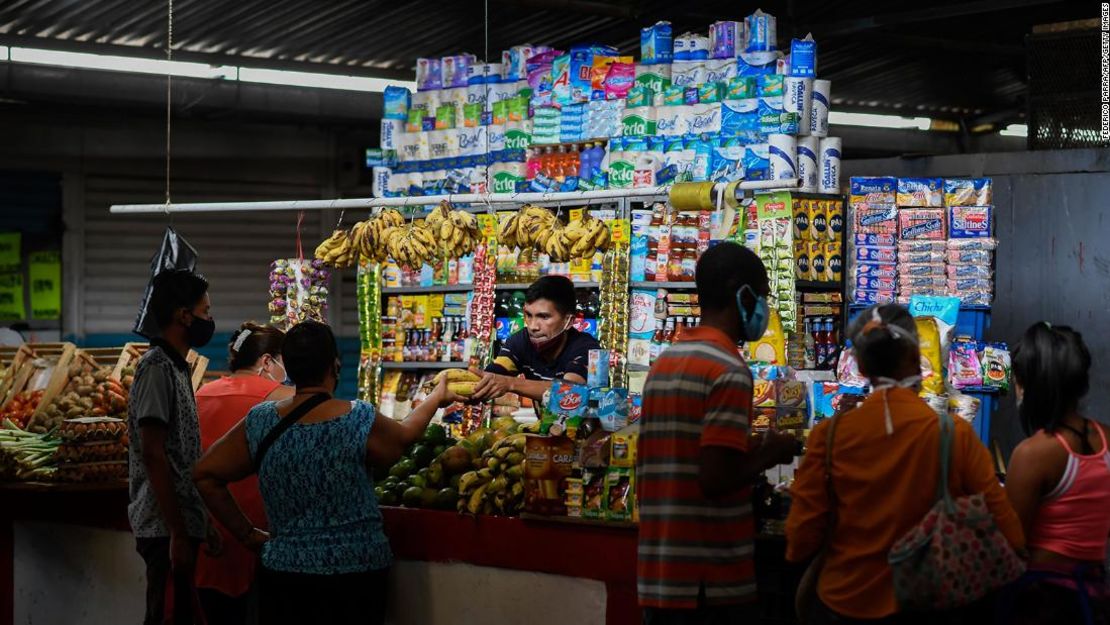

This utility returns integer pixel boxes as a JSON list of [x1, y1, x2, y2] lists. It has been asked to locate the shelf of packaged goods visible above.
[[958, 386, 1001, 395], [795, 280, 843, 291], [627, 364, 651, 372], [629, 281, 697, 290], [380, 361, 468, 370], [381, 285, 474, 294], [495, 282, 600, 291]]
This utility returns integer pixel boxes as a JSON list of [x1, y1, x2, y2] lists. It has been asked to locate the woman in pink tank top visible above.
[[195, 323, 294, 625], [1004, 322, 1109, 625]]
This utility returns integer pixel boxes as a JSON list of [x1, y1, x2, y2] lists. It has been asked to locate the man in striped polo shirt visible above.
[[638, 242, 799, 624]]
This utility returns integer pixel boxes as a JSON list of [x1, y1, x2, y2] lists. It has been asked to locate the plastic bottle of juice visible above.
[[525, 148, 541, 180]]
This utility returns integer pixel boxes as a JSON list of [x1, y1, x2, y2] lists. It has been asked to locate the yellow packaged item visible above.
[[748, 308, 786, 364], [609, 426, 638, 468], [915, 316, 945, 395]]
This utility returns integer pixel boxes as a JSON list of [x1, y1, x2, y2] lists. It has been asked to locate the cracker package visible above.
[[849, 176, 897, 206], [948, 206, 992, 239], [944, 178, 992, 207], [898, 209, 947, 240], [896, 177, 944, 207], [523, 435, 577, 516]]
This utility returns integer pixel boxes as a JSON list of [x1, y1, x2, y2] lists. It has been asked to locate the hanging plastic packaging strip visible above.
[[356, 260, 383, 404]]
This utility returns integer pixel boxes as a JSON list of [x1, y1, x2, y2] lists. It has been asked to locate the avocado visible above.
[[435, 487, 460, 510], [388, 458, 415, 480], [422, 423, 449, 445], [411, 444, 435, 468], [402, 486, 424, 507]]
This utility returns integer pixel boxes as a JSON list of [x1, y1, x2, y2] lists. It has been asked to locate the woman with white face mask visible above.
[[194, 322, 294, 625], [786, 304, 1024, 624]]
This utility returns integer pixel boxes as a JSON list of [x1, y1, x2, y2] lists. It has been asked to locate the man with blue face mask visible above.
[[637, 242, 800, 625]]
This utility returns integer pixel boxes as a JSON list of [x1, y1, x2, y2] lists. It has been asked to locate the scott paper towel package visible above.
[[641, 22, 674, 64]]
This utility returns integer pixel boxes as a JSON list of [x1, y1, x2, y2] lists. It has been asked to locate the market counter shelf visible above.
[[380, 361, 468, 370], [519, 512, 637, 530]]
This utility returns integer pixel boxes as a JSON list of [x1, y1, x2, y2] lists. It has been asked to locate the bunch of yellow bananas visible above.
[[314, 229, 357, 268], [431, 368, 482, 397], [350, 208, 406, 263], [457, 432, 527, 515], [498, 205, 612, 262], [425, 201, 482, 259], [384, 221, 440, 269]]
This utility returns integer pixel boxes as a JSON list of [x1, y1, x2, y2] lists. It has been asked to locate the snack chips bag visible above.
[[748, 308, 786, 364], [914, 317, 945, 395], [981, 342, 1011, 391]]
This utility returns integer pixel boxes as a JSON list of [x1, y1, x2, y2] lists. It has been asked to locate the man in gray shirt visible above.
[[128, 269, 216, 625]]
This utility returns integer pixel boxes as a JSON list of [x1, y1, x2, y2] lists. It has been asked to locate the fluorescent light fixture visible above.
[[237, 67, 414, 92], [1, 45, 413, 93], [829, 111, 932, 130], [1000, 124, 1028, 137], [9, 46, 235, 79]]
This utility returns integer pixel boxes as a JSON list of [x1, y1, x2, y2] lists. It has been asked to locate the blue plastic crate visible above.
[[964, 389, 997, 445]]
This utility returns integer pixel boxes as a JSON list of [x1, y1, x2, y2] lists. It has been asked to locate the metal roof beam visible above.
[[806, 0, 1069, 38]]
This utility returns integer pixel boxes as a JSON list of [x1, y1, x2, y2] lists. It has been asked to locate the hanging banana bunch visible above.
[[497, 204, 612, 262], [314, 229, 357, 268], [424, 201, 483, 260]]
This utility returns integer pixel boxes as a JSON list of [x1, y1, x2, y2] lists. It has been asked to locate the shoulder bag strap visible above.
[[824, 415, 840, 529], [936, 412, 956, 513], [253, 393, 331, 473]]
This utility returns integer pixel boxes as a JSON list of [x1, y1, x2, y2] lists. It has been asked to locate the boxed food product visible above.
[[523, 435, 577, 516], [852, 233, 896, 248], [948, 206, 993, 239], [944, 178, 992, 207], [825, 242, 843, 282], [898, 209, 947, 240], [898, 263, 947, 277], [854, 206, 899, 234], [853, 289, 896, 304], [855, 261, 898, 278], [609, 426, 638, 468], [854, 246, 898, 263], [849, 176, 897, 206], [896, 177, 944, 207], [605, 467, 635, 521]]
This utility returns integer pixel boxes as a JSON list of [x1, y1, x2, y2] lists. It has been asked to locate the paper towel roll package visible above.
[[784, 77, 813, 137], [810, 79, 831, 137], [768, 134, 797, 181], [819, 137, 842, 193], [796, 136, 819, 192]]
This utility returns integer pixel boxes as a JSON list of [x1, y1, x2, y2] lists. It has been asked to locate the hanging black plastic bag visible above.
[[133, 226, 199, 339]]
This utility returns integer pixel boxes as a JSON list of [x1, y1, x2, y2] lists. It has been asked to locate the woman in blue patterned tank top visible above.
[[194, 322, 463, 625]]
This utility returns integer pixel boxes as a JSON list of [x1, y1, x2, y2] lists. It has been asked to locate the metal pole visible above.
[[109, 180, 799, 215]]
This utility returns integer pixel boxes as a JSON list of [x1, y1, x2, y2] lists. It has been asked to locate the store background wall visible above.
[[0, 107, 373, 396], [844, 148, 1110, 455]]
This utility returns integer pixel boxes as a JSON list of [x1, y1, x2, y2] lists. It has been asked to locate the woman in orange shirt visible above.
[[786, 304, 1023, 624], [195, 322, 293, 625]]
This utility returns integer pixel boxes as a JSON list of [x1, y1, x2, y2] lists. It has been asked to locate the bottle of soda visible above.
[[664, 317, 676, 346], [803, 318, 817, 370]]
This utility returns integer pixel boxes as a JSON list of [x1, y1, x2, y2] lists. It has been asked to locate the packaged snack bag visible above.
[[948, 338, 984, 389], [582, 468, 608, 519], [609, 426, 638, 468], [605, 467, 635, 521], [914, 317, 945, 395], [748, 308, 786, 364], [948, 393, 981, 423], [981, 343, 1011, 391]]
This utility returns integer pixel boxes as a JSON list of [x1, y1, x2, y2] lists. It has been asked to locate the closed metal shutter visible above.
[[81, 175, 335, 339]]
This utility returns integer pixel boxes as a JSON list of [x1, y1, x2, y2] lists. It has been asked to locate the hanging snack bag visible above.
[[981, 342, 1011, 392], [605, 467, 635, 522], [914, 317, 945, 396], [948, 338, 984, 389]]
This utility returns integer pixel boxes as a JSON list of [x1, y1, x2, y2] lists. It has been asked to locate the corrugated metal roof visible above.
[[0, 0, 1096, 124]]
